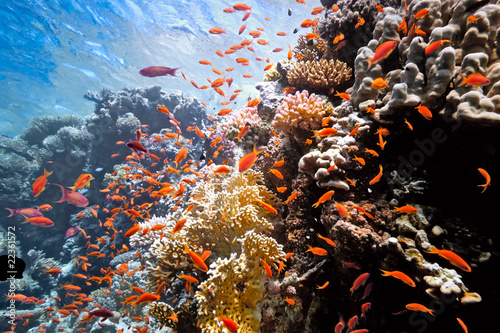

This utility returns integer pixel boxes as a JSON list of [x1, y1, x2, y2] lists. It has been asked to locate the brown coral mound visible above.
[[293, 33, 328, 61], [287, 59, 352, 91]]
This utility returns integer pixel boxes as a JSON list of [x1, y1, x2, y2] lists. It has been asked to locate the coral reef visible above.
[[287, 59, 352, 91], [196, 230, 285, 333], [272, 90, 334, 142], [293, 33, 328, 61]]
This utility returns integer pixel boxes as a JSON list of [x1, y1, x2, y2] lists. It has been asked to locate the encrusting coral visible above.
[[287, 59, 352, 91]]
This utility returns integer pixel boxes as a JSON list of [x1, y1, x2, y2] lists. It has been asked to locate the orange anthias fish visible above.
[[413, 8, 430, 19], [208, 27, 226, 34], [255, 199, 278, 214], [380, 269, 416, 287], [317, 233, 336, 247], [477, 168, 491, 193], [371, 77, 389, 90], [70, 174, 94, 191], [369, 165, 384, 185], [457, 318, 468, 333], [350, 272, 370, 295], [174, 148, 188, 168], [392, 205, 418, 214], [405, 303, 435, 316], [53, 184, 89, 207], [33, 169, 53, 197], [306, 245, 328, 256], [311, 127, 338, 138], [312, 190, 335, 208], [458, 73, 491, 87], [133, 293, 160, 307], [424, 246, 471, 272], [183, 245, 208, 272], [366, 40, 398, 70], [218, 316, 238, 333], [238, 143, 264, 172], [424, 39, 452, 55], [415, 104, 433, 120]]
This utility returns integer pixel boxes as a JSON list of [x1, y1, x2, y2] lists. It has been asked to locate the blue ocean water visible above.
[[0, 0, 318, 137]]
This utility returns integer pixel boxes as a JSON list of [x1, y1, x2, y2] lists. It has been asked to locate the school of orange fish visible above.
[[4, 1, 493, 332]]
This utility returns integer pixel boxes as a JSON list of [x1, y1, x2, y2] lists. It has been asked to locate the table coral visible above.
[[287, 59, 352, 91]]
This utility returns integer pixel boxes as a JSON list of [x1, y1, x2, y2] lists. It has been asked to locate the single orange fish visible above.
[[369, 165, 384, 185], [316, 281, 330, 289], [406, 303, 434, 316], [477, 168, 491, 193], [380, 269, 416, 287], [366, 40, 398, 69], [285, 190, 299, 204], [393, 205, 418, 214], [284, 297, 295, 305], [311, 127, 338, 138], [415, 104, 432, 120], [413, 8, 430, 19], [365, 148, 379, 157], [371, 77, 389, 90], [424, 246, 471, 272], [306, 245, 328, 256], [33, 169, 53, 197], [268, 169, 284, 179], [238, 143, 264, 172], [458, 73, 490, 87], [133, 293, 160, 307], [457, 318, 468, 333], [124, 224, 140, 238], [350, 272, 370, 295], [335, 202, 348, 217], [353, 156, 365, 166], [183, 245, 208, 272], [312, 190, 335, 208], [424, 39, 452, 55], [217, 316, 238, 332], [317, 233, 336, 247], [335, 90, 350, 100], [255, 199, 278, 214], [208, 27, 226, 34], [404, 118, 413, 130], [45, 268, 62, 274], [171, 218, 187, 234]]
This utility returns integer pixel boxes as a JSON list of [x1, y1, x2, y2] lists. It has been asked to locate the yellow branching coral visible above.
[[195, 230, 285, 333], [133, 170, 281, 298], [287, 59, 352, 90]]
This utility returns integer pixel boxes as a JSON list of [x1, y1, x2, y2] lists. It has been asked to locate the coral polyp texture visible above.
[[272, 90, 334, 140], [196, 230, 285, 333], [287, 59, 352, 91], [131, 170, 283, 330], [349, 0, 500, 127]]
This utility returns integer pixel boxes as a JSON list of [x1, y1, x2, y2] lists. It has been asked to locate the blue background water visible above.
[[0, 0, 319, 137]]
